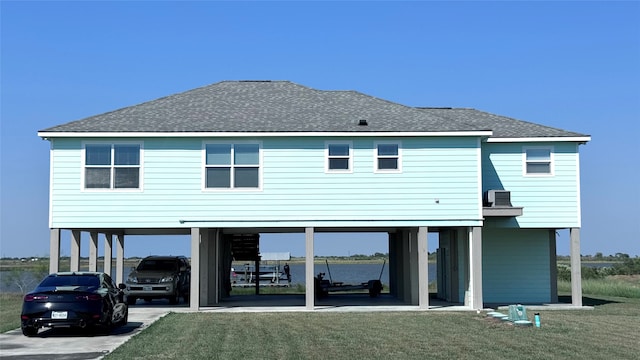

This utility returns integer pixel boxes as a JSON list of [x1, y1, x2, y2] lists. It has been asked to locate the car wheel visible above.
[[112, 303, 128, 327], [21, 326, 37, 337], [126, 296, 137, 305]]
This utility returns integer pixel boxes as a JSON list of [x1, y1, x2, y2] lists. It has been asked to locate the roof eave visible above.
[[38, 130, 494, 139], [486, 136, 591, 143]]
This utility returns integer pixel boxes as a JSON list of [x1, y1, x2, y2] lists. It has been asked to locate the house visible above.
[[38, 80, 590, 310]]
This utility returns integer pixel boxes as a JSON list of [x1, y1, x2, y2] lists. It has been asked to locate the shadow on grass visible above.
[[558, 295, 620, 306]]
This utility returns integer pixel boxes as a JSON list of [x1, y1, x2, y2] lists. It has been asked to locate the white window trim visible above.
[[523, 146, 554, 177], [81, 141, 144, 192], [373, 141, 402, 173], [325, 141, 353, 173], [202, 141, 263, 191]]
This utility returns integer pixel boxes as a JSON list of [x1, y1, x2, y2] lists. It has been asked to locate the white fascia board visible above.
[[38, 130, 493, 139], [486, 136, 591, 143]]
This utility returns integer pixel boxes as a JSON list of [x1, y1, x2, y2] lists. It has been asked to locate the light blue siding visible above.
[[482, 142, 581, 228], [482, 227, 551, 304], [49, 137, 482, 229]]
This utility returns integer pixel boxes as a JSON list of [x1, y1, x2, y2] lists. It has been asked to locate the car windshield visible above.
[[137, 259, 178, 271], [39, 275, 100, 288]]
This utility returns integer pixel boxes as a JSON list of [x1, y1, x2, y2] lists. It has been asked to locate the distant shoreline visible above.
[[0, 257, 624, 272]]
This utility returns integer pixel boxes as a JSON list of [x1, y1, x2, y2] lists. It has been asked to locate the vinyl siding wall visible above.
[[482, 227, 552, 304], [482, 142, 581, 228], [49, 136, 482, 229]]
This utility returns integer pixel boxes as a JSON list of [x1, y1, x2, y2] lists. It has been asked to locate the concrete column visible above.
[[104, 233, 113, 277], [418, 226, 429, 309], [89, 232, 98, 272], [570, 227, 582, 307], [549, 230, 558, 303], [401, 230, 411, 303], [469, 227, 483, 310], [49, 229, 61, 274], [116, 234, 125, 284], [305, 227, 315, 310], [450, 229, 460, 303], [394, 230, 406, 302], [199, 228, 210, 305], [70, 230, 81, 271], [190, 228, 201, 310], [460, 229, 470, 306], [387, 232, 397, 297], [209, 229, 219, 305], [409, 228, 419, 305]]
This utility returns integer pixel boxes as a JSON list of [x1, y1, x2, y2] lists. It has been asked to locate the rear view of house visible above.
[[38, 81, 590, 310]]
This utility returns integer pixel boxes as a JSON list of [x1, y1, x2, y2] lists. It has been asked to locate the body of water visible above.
[[1, 262, 438, 293], [273, 262, 437, 287]]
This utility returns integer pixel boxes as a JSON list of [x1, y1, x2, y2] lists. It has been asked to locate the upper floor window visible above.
[[375, 142, 401, 172], [84, 143, 141, 189], [524, 147, 554, 176], [205, 143, 261, 189], [326, 143, 352, 173]]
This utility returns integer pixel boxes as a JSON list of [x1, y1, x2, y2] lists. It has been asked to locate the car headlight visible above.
[[160, 276, 175, 283], [127, 276, 138, 284]]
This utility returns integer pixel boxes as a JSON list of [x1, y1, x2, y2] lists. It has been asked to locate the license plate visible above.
[[52, 311, 67, 319], [143, 285, 152, 291]]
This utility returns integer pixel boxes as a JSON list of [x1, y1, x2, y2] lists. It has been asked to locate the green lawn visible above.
[[105, 295, 640, 360], [0, 293, 23, 333], [3, 283, 639, 360]]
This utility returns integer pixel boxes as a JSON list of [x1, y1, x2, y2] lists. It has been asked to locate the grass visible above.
[[0, 293, 23, 333], [558, 275, 640, 298], [105, 296, 640, 360], [3, 276, 639, 359]]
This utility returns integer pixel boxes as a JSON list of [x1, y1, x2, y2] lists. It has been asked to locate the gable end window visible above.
[[84, 143, 141, 189], [524, 147, 554, 176], [326, 143, 352, 172], [205, 143, 261, 189], [375, 142, 401, 172]]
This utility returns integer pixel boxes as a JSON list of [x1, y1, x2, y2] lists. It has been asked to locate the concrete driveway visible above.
[[0, 305, 177, 360]]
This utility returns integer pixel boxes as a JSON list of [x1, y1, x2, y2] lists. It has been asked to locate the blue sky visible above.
[[1, 1, 639, 258]]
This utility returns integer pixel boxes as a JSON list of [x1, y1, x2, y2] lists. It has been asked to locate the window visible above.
[[205, 143, 260, 189], [375, 142, 401, 172], [524, 147, 553, 175], [326, 143, 352, 172], [84, 143, 141, 189]]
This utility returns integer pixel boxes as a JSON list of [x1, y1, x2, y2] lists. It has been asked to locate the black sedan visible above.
[[20, 272, 128, 336]]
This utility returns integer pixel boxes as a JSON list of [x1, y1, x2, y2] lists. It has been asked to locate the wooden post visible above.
[[190, 228, 201, 310], [305, 227, 315, 310], [469, 227, 483, 310], [89, 232, 98, 272], [418, 226, 429, 309], [70, 230, 81, 271], [115, 234, 125, 285], [49, 229, 60, 274], [104, 233, 113, 277], [570, 228, 582, 307]]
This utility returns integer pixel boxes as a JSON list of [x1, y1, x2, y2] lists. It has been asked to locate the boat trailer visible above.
[[315, 260, 384, 298]]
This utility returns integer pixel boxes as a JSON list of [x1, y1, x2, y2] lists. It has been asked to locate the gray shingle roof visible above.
[[40, 80, 588, 139], [418, 108, 588, 138]]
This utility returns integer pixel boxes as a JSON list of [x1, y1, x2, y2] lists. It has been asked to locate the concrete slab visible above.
[[0, 306, 173, 360]]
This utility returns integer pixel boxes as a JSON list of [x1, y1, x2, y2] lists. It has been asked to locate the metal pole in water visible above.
[[325, 259, 334, 284], [378, 259, 386, 281]]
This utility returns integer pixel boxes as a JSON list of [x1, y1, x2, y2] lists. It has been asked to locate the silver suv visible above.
[[125, 256, 190, 305]]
